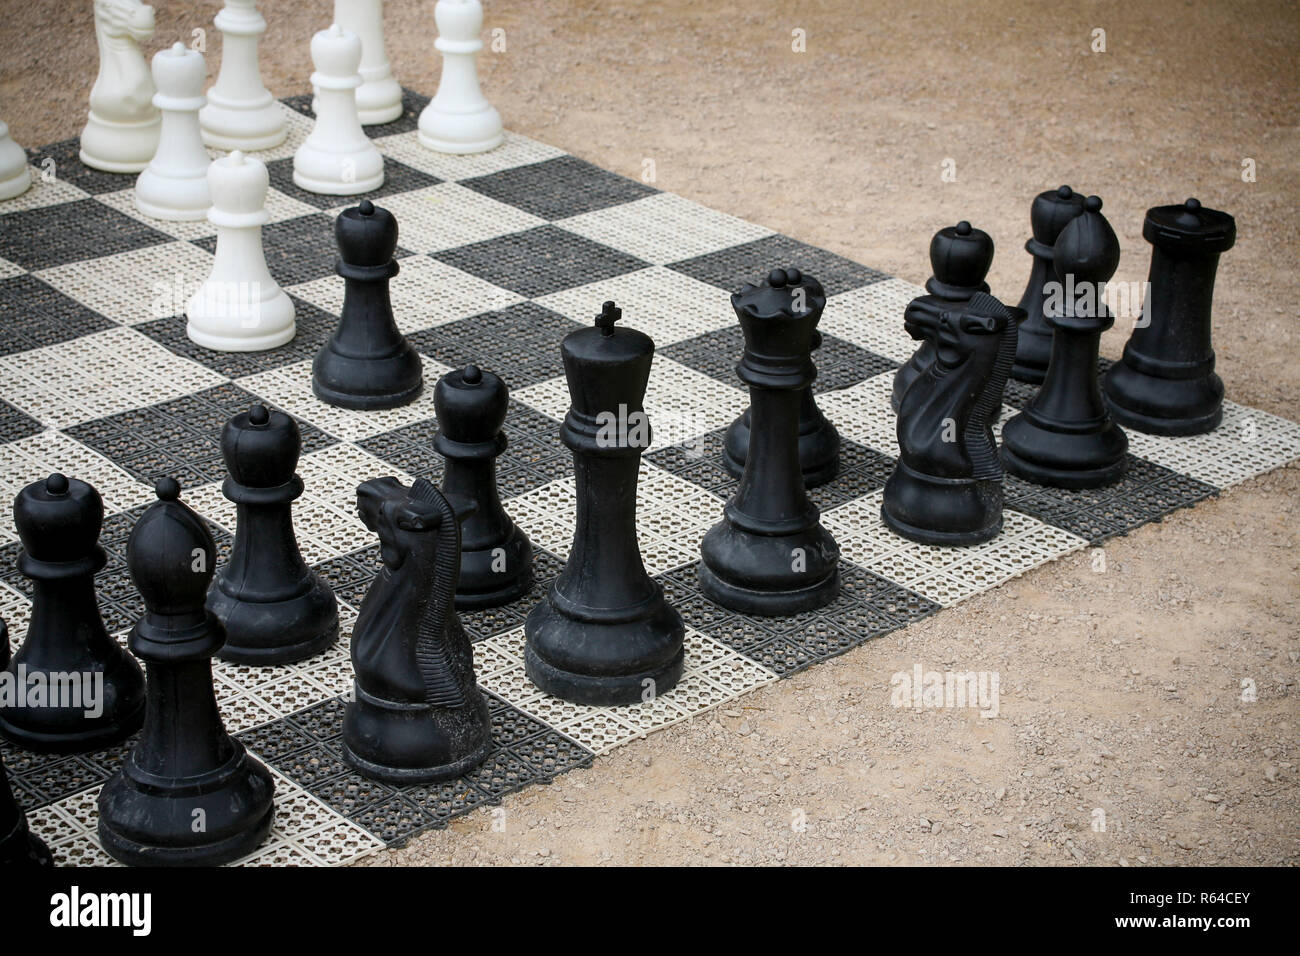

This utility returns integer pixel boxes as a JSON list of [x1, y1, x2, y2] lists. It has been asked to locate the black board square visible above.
[[461, 155, 656, 221], [668, 234, 889, 297], [0, 199, 172, 270]]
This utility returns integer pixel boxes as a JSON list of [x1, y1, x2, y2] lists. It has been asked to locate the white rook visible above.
[[200, 0, 287, 151], [418, 0, 502, 154], [294, 24, 384, 195], [80, 0, 161, 172], [136, 43, 212, 221], [187, 151, 295, 352], [334, 0, 402, 125]]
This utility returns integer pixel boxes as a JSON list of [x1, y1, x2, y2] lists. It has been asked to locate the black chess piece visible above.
[[1104, 198, 1237, 436], [343, 477, 491, 783], [524, 301, 685, 706], [0, 660, 52, 866], [883, 292, 1018, 545], [723, 276, 840, 487], [98, 478, 274, 866], [0, 474, 145, 753], [1012, 185, 1088, 383], [891, 221, 996, 412], [207, 404, 338, 665], [434, 365, 533, 609], [699, 269, 841, 615], [1001, 196, 1128, 488], [312, 199, 423, 409]]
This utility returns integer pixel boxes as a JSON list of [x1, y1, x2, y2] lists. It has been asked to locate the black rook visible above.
[[699, 269, 840, 615], [1104, 198, 1237, 435], [524, 301, 685, 706]]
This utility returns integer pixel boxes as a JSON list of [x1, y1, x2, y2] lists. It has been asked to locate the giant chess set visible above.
[[1, 0, 1298, 868]]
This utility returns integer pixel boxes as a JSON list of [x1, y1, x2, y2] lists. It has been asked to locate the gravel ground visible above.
[[1, 0, 1296, 866]]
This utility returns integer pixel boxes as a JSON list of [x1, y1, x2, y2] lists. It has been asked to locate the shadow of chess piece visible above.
[[98, 478, 274, 866], [1002, 196, 1128, 488], [0, 744, 51, 866], [524, 302, 685, 705], [891, 221, 997, 412], [723, 268, 840, 486], [883, 292, 1018, 545], [434, 365, 533, 609], [342, 477, 491, 783], [0, 474, 145, 753], [313, 200, 424, 409], [208, 404, 339, 665], [1104, 198, 1237, 435], [699, 269, 841, 615], [1012, 185, 1087, 384]]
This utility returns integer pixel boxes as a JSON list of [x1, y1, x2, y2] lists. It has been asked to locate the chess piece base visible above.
[[357, 80, 404, 126], [881, 463, 1003, 546], [455, 532, 533, 610], [291, 166, 385, 196], [0, 166, 31, 201], [417, 106, 504, 155], [97, 748, 274, 867], [209, 582, 339, 666], [722, 406, 841, 488], [1000, 413, 1128, 489], [186, 290, 297, 353], [79, 114, 160, 174], [311, 376, 423, 410], [1103, 361, 1224, 437], [699, 513, 840, 616], [341, 684, 491, 784], [524, 598, 685, 706], [199, 98, 288, 153], [698, 560, 839, 617], [0, 662, 145, 754], [134, 173, 211, 222]]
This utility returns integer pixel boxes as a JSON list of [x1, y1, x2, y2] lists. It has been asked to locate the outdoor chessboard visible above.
[[2, 90, 1298, 866]]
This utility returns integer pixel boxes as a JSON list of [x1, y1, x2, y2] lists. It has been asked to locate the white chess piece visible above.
[[187, 150, 295, 352], [321, 0, 403, 125], [135, 44, 212, 221], [293, 24, 384, 195], [418, 0, 502, 154], [200, 0, 287, 151], [0, 115, 32, 201], [80, 0, 161, 172]]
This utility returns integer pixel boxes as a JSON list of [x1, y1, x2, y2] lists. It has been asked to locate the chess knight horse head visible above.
[[342, 477, 491, 783], [883, 291, 1017, 546], [91, 0, 156, 117]]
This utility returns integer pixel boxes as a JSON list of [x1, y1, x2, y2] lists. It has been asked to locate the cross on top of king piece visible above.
[[0, 0, 1237, 868]]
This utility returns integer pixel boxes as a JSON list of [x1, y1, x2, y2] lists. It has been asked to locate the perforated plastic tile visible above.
[[669, 234, 890, 297]]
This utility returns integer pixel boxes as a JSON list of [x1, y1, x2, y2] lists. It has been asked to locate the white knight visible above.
[[80, 0, 161, 172]]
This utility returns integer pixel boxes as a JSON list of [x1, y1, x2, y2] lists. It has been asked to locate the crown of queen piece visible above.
[[337, 200, 399, 272], [732, 268, 826, 370], [312, 23, 364, 88], [221, 404, 301, 487], [208, 150, 270, 220], [13, 473, 105, 564]]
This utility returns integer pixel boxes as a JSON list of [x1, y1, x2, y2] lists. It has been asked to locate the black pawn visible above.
[[0, 655, 52, 866], [0, 474, 144, 752], [343, 478, 491, 783], [1104, 198, 1237, 435], [207, 404, 338, 665], [699, 270, 841, 615], [312, 199, 423, 409], [98, 478, 274, 866], [883, 292, 1018, 545], [524, 301, 685, 705], [891, 221, 997, 412], [434, 365, 533, 608], [723, 275, 840, 487], [1002, 196, 1128, 488], [1012, 185, 1087, 383]]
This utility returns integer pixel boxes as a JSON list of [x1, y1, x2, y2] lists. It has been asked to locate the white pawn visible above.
[[80, 0, 161, 172], [187, 151, 295, 352], [294, 24, 384, 195], [418, 0, 502, 154], [323, 0, 402, 125], [0, 114, 31, 201], [135, 44, 211, 221], [200, 0, 287, 151]]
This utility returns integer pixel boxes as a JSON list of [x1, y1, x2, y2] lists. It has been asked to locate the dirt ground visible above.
[[2, 0, 1297, 866]]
